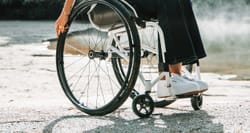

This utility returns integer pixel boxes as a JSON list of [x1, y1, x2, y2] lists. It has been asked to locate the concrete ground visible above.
[[0, 44, 250, 133]]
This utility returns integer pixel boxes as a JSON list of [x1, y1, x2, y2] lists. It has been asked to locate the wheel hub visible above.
[[88, 50, 108, 60]]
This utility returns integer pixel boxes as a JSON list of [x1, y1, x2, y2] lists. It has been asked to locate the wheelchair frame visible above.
[[56, 0, 204, 118], [97, 0, 202, 95]]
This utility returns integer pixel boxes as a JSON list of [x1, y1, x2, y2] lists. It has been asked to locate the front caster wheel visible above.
[[191, 94, 203, 110], [132, 94, 154, 118]]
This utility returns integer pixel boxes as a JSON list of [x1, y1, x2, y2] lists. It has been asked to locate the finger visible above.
[[56, 26, 59, 37], [56, 30, 59, 38], [58, 28, 64, 37], [62, 27, 66, 32], [65, 25, 69, 30], [57, 27, 61, 37]]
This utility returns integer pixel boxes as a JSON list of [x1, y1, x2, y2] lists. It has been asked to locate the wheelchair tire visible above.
[[132, 94, 154, 118], [191, 94, 203, 110], [56, 0, 140, 116]]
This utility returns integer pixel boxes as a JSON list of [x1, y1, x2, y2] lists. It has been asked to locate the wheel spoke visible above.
[[65, 43, 88, 55], [66, 60, 90, 81], [64, 56, 85, 69], [77, 60, 99, 103], [144, 108, 149, 114], [71, 63, 89, 93], [105, 61, 115, 96], [139, 106, 143, 112], [93, 60, 120, 88]]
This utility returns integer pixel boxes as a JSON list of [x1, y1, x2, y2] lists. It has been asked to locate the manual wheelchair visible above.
[[56, 0, 204, 118]]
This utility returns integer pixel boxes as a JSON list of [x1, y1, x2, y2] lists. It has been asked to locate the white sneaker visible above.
[[183, 75, 208, 92], [157, 80, 171, 98], [157, 74, 200, 98], [170, 74, 200, 96]]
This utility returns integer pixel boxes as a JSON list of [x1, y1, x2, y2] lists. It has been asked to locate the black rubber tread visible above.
[[132, 94, 154, 118], [56, 0, 140, 116], [191, 95, 203, 110]]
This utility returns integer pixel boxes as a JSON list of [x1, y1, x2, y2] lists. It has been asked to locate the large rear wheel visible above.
[[56, 0, 140, 116]]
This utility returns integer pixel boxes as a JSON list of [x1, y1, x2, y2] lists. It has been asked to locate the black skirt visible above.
[[128, 0, 207, 65]]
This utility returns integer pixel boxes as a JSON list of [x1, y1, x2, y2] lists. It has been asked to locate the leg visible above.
[[159, 63, 181, 80], [169, 63, 182, 75], [158, 62, 208, 98], [157, 0, 206, 65]]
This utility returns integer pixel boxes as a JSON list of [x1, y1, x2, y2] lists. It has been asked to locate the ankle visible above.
[[159, 71, 166, 80], [170, 72, 181, 76]]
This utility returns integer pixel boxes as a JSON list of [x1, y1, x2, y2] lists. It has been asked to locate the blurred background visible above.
[[0, 0, 250, 80]]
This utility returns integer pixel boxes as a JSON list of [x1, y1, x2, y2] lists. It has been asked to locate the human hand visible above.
[[55, 13, 69, 37]]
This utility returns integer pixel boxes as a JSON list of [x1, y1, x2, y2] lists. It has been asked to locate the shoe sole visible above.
[[199, 88, 208, 93], [158, 90, 200, 98], [176, 90, 201, 98], [158, 95, 171, 98], [158, 89, 208, 98], [176, 88, 208, 98]]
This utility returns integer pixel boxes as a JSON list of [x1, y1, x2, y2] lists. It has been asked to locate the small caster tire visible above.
[[132, 94, 154, 118], [191, 94, 203, 110]]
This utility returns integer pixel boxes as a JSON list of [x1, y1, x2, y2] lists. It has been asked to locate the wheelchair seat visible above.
[[88, 0, 158, 31]]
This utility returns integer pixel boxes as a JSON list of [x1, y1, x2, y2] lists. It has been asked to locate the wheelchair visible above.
[[56, 0, 203, 118]]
